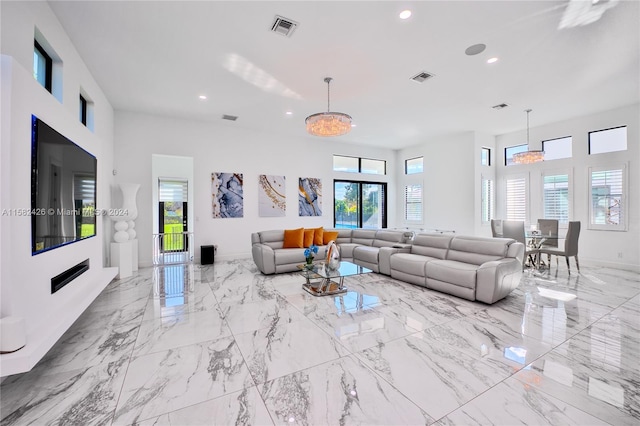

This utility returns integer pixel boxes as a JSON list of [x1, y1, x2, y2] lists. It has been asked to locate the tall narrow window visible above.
[[334, 180, 386, 228], [405, 157, 423, 174], [589, 166, 626, 231], [33, 40, 52, 92], [543, 174, 570, 223], [404, 183, 423, 223], [481, 148, 491, 166], [79, 94, 88, 126], [481, 177, 494, 223], [158, 179, 189, 251], [505, 176, 527, 221]]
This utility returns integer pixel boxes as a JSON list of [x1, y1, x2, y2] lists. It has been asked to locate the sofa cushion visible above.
[[274, 248, 306, 265], [410, 234, 453, 259], [426, 260, 478, 289], [353, 246, 379, 264], [258, 230, 285, 249], [372, 230, 405, 248], [446, 236, 509, 266], [323, 231, 340, 245], [351, 229, 376, 246], [303, 229, 315, 247], [313, 227, 324, 246], [283, 228, 304, 248], [390, 253, 437, 277]]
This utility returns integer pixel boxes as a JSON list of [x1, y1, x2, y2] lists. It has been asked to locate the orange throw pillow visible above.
[[303, 229, 315, 247], [313, 227, 324, 246], [323, 231, 339, 245], [283, 228, 304, 248]]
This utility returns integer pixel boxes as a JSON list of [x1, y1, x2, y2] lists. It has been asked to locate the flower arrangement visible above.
[[304, 244, 319, 266]]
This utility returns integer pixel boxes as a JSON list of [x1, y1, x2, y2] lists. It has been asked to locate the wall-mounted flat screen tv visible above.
[[31, 115, 97, 255]]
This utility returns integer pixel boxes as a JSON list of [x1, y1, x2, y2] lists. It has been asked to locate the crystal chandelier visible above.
[[305, 77, 352, 137], [513, 109, 544, 164]]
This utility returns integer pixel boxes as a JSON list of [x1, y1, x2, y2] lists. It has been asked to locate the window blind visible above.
[[506, 177, 526, 221], [481, 178, 494, 222], [590, 169, 623, 226], [159, 179, 188, 202], [543, 174, 569, 223], [405, 184, 422, 222]]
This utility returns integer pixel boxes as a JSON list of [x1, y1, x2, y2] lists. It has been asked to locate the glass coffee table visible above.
[[298, 261, 372, 297]]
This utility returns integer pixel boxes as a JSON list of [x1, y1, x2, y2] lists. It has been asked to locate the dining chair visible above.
[[539, 221, 581, 274], [537, 219, 559, 266], [502, 220, 538, 269], [490, 219, 503, 237]]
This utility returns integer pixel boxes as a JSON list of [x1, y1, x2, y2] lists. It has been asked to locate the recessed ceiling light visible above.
[[351, 123, 357, 127], [285, 111, 293, 115], [487, 57, 499, 64], [399, 10, 412, 19], [198, 95, 207, 100]]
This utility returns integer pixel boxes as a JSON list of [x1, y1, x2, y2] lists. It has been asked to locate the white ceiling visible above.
[[49, 0, 639, 149]]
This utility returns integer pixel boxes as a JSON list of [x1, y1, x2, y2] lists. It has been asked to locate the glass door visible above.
[[334, 180, 386, 229]]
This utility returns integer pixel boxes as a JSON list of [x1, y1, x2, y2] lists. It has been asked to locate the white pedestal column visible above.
[[111, 241, 133, 279]]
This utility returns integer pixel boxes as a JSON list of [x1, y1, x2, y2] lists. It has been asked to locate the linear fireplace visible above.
[[51, 259, 90, 294]]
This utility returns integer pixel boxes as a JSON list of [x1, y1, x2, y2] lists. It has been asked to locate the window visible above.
[[79, 94, 88, 126], [589, 165, 626, 231], [405, 157, 423, 174], [33, 40, 52, 92], [505, 144, 527, 166], [481, 148, 491, 166], [542, 136, 572, 160], [333, 155, 386, 175], [543, 174, 570, 223], [404, 183, 422, 223], [589, 126, 627, 155], [505, 176, 527, 221], [334, 180, 386, 229], [158, 179, 189, 251], [481, 177, 494, 223]]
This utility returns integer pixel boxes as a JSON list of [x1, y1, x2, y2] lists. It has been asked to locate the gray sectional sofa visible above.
[[251, 228, 524, 304]]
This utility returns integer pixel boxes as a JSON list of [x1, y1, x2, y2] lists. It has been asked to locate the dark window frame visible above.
[[79, 94, 88, 126], [34, 40, 52, 92], [588, 125, 627, 155], [481, 147, 491, 166], [333, 179, 387, 229]]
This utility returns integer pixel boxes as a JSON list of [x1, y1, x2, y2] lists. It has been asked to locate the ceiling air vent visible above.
[[491, 103, 509, 110], [222, 114, 238, 121], [271, 15, 298, 37], [410, 71, 435, 83]]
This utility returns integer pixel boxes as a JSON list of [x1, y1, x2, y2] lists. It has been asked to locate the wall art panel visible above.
[[258, 174, 286, 217], [299, 177, 322, 216], [211, 172, 243, 218]]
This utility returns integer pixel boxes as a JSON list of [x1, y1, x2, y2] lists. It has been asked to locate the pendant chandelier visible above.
[[305, 77, 352, 137], [513, 109, 544, 164]]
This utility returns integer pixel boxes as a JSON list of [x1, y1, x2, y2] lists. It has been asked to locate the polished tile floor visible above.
[[1, 259, 639, 425]]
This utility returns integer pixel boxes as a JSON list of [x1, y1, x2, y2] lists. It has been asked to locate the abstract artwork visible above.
[[211, 172, 243, 218], [258, 175, 286, 217], [299, 177, 322, 216]]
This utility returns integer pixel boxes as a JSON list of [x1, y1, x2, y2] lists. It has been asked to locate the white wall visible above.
[[496, 103, 639, 270], [0, 1, 115, 375], [396, 132, 478, 235], [114, 111, 397, 266]]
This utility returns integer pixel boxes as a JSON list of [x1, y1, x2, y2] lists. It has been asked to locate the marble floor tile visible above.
[[139, 386, 274, 426], [211, 272, 278, 305], [303, 301, 421, 353], [220, 295, 308, 335], [438, 376, 610, 425], [512, 341, 640, 424], [142, 281, 218, 321], [113, 337, 255, 424], [233, 319, 349, 385], [0, 358, 129, 426], [259, 355, 434, 425], [29, 321, 139, 376], [354, 332, 513, 420], [420, 314, 554, 372], [132, 308, 231, 357]]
